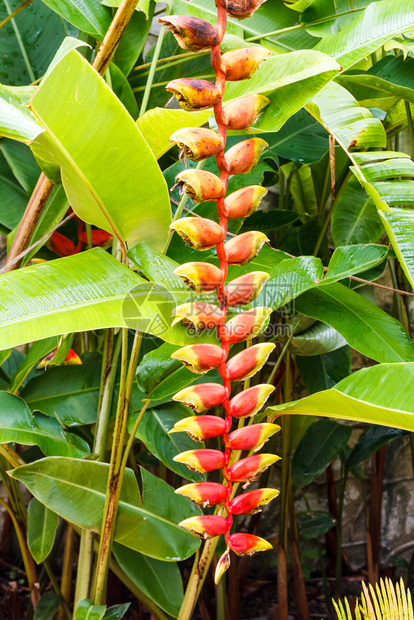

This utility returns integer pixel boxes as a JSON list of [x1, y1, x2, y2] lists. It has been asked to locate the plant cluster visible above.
[[1, 0, 414, 618]]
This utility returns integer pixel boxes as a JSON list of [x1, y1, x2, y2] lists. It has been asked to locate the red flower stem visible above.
[[211, 1, 234, 544]]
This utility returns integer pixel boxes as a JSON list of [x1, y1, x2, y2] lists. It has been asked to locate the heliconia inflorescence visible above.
[[160, 0, 279, 584]]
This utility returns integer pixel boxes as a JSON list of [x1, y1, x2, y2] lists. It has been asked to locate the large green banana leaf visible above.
[[10, 458, 200, 560], [267, 363, 414, 431], [29, 50, 171, 248], [315, 0, 414, 70], [308, 81, 414, 287], [0, 248, 220, 350]]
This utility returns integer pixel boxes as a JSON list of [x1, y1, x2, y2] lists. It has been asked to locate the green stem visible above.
[[74, 329, 121, 607], [318, 161, 331, 219], [0, 444, 25, 468], [162, 159, 206, 254], [313, 170, 351, 257], [85, 223, 93, 250], [133, 52, 209, 80], [279, 168, 285, 210], [267, 325, 297, 386], [92, 329, 142, 604], [95, 329, 122, 461], [93, 327, 129, 604], [132, 50, 207, 72], [178, 539, 219, 620], [139, 6, 171, 116], [120, 397, 150, 474]]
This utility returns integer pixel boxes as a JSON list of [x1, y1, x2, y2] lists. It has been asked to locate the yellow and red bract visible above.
[[175, 482, 228, 507], [230, 488, 280, 515], [172, 344, 226, 373], [226, 343, 275, 381], [173, 448, 226, 473], [228, 423, 280, 451], [229, 384, 275, 418]]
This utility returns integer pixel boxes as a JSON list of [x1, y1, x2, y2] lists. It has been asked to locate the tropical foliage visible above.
[[1, 0, 414, 617]]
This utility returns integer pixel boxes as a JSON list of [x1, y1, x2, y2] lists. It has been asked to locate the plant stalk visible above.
[[92, 329, 142, 604], [139, 6, 171, 116]]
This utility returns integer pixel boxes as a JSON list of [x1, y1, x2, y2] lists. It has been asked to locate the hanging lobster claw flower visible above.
[[223, 185, 267, 219], [222, 47, 271, 81], [228, 423, 280, 451], [174, 448, 226, 473], [173, 383, 227, 413], [166, 78, 222, 110], [230, 488, 279, 515], [170, 217, 224, 251], [175, 482, 228, 507], [227, 453, 280, 483], [172, 302, 222, 330], [222, 94, 270, 130], [218, 0, 267, 20], [173, 169, 225, 203], [226, 343, 275, 382], [225, 138, 268, 175], [215, 548, 231, 584], [170, 127, 224, 162], [228, 533, 272, 556], [230, 384, 275, 418], [179, 515, 229, 539], [172, 344, 226, 374], [173, 262, 223, 293], [223, 307, 272, 344], [224, 231, 270, 265], [171, 415, 227, 441], [225, 271, 269, 306], [158, 16, 219, 52]]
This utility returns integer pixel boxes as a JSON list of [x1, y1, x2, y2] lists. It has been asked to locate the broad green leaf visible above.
[[102, 605, 130, 620], [140, 467, 201, 522], [224, 50, 341, 132], [296, 345, 351, 392], [331, 176, 383, 246], [315, 0, 414, 70], [113, 6, 154, 76], [0, 249, 208, 350], [0, 249, 141, 350], [345, 425, 405, 471], [300, 0, 376, 37], [308, 81, 386, 149], [1, 139, 40, 193], [268, 363, 414, 432], [113, 544, 183, 618], [337, 55, 414, 104], [323, 244, 387, 282], [137, 108, 210, 159], [287, 322, 347, 356], [40, 0, 111, 37], [136, 342, 197, 401], [0, 86, 44, 143], [0, 0, 69, 85], [0, 392, 90, 456], [9, 336, 59, 393], [240, 210, 300, 232], [378, 208, 414, 289], [19, 185, 69, 266], [296, 511, 336, 539], [108, 63, 138, 119], [33, 592, 61, 620], [30, 51, 171, 247], [289, 164, 317, 216], [0, 174, 29, 230], [255, 244, 387, 308], [74, 600, 106, 620], [295, 282, 414, 363], [133, 403, 205, 482], [10, 458, 200, 560], [21, 361, 103, 426], [308, 82, 414, 286], [291, 419, 352, 489], [27, 498, 59, 563], [263, 109, 328, 164]]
